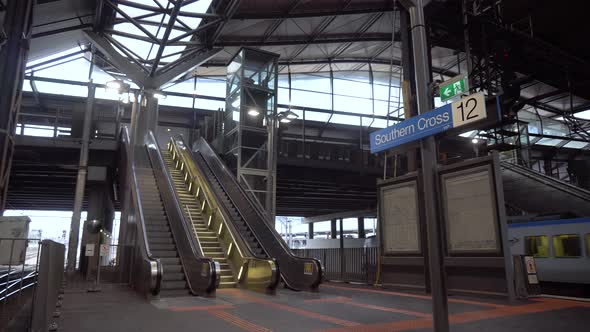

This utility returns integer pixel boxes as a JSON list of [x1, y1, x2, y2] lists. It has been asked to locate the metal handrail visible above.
[[121, 128, 162, 295], [0, 271, 37, 298], [169, 138, 279, 292], [189, 136, 323, 291], [501, 161, 590, 199]]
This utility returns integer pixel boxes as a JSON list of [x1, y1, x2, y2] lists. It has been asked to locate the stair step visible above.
[[219, 281, 237, 288], [219, 269, 233, 276], [203, 252, 225, 258]]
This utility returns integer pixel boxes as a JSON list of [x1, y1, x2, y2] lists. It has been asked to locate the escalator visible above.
[[501, 162, 590, 217], [134, 166, 190, 296], [168, 136, 323, 292], [119, 129, 219, 298]]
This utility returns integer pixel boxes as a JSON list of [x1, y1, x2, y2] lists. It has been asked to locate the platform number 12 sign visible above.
[[451, 92, 487, 128]]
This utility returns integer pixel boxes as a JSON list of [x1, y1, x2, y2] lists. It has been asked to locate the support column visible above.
[[330, 219, 337, 239], [308, 222, 314, 239], [131, 93, 159, 147], [400, 8, 419, 173], [66, 84, 95, 272], [339, 218, 345, 279], [0, 0, 34, 213], [358, 217, 366, 238]]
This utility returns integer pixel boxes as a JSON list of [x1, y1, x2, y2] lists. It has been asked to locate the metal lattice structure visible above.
[[223, 48, 279, 221]]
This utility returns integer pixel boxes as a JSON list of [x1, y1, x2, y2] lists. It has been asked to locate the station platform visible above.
[[56, 281, 590, 332]]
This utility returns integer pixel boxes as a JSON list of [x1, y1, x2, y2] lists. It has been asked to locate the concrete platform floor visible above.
[[56, 282, 590, 332]]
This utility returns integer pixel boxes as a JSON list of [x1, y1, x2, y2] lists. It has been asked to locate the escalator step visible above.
[[147, 231, 171, 238], [148, 237, 174, 244], [151, 243, 175, 251], [161, 281, 187, 290], [162, 264, 182, 273], [163, 272, 185, 281], [160, 289, 190, 297], [160, 257, 181, 265], [146, 225, 170, 232], [152, 250, 178, 258]]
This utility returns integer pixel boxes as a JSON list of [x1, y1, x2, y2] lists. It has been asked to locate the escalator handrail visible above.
[[191, 137, 323, 290], [501, 161, 590, 200], [121, 128, 162, 296], [145, 131, 219, 295]]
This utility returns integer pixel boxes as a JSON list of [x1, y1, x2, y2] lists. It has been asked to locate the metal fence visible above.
[[0, 238, 41, 329], [293, 247, 378, 284], [0, 239, 65, 331]]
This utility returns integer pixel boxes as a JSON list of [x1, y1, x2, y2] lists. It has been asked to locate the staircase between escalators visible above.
[[161, 150, 237, 288]]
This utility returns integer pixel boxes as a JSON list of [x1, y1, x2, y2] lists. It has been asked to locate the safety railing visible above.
[[293, 247, 378, 284], [0, 238, 41, 330], [168, 139, 279, 292], [146, 131, 219, 295], [120, 128, 162, 297]]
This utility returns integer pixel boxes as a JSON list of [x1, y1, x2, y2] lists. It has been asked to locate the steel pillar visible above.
[[66, 84, 96, 272], [0, 0, 34, 214], [308, 222, 314, 239], [357, 217, 366, 238], [401, 0, 450, 331], [130, 93, 159, 147], [330, 219, 337, 239]]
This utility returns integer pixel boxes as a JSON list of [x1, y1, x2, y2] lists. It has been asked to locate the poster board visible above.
[[380, 181, 421, 254], [441, 165, 500, 254]]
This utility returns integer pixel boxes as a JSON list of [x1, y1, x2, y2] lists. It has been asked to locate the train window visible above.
[[585, 234, 590, 257], [553, 234, 582, 258], [524, 236, 549, 258]]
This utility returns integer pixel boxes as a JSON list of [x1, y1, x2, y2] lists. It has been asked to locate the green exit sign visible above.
[[439, 75, 468, 102]]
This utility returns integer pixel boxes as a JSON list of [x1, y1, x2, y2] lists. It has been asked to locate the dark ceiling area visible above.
[[10, 0, 590, 215]]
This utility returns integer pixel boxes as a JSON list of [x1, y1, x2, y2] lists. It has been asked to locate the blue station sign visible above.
[[370, 92, 487, 154]]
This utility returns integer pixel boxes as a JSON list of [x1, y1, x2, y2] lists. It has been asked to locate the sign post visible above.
[[439, 75, 469, 102], [400, 1, 449, 331]]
